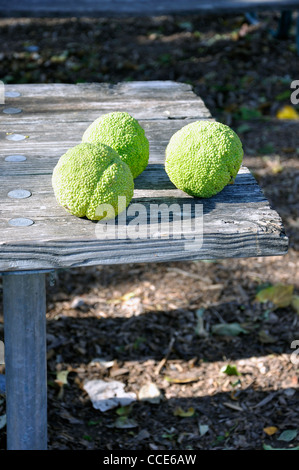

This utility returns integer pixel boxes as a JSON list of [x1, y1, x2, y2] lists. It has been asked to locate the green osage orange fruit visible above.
[[165, 120, 243, 198]]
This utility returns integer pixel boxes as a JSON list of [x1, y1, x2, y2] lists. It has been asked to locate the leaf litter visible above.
[[83, 380, 137, 412]]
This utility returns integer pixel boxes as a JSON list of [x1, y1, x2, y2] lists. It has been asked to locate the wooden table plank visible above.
[[0, 81, 288, 272], [0, 167, 288, 271], [0, 120, 198, 148], [0, 0, 298, 18], [0, 119, 212, 172], [1, 83, 211, 123], [3, 82, 205, 101]]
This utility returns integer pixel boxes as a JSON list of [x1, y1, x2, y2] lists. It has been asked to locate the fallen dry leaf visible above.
[[256, 284, 294, 309], [165, 376, 199, 384], [258, 330, 277, 344], [263, 156, 283, 174], [83, 380, 136, 412], [263, 426, 278, 436], [212, 322, 248, 336], [138, 382, 163, 404], [173, 407, 195, 417], [276, 105, 299, 120]]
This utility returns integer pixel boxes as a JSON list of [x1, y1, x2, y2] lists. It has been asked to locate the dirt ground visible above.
[[0, 12, 299, 450]]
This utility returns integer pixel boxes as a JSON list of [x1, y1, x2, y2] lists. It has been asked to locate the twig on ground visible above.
[[155, 333, 177, 375]]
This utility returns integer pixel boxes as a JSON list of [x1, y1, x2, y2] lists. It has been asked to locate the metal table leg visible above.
[[3, 272, 47, 450]]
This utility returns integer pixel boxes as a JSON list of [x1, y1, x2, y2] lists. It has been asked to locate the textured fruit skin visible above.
[[52, 143, 134, 220], [165, 120, 243, 198], [82, 111, 149, 179]]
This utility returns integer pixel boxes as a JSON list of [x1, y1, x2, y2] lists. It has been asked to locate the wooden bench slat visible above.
[[1, 83, 211, 124], [0, 0, 299, 18], [3, 82, 201, 100], [0, 102, 211, 123], [0, 166, 288, 270], [0, 166, 267, 219], [0, 232, 288, 273], [0, 120, 214, 173]]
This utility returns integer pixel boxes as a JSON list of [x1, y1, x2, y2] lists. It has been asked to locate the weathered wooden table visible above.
[[0, 81, 288, 450]]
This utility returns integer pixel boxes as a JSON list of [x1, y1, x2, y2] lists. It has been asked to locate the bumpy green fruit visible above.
[[82, 111, 149, 179], [165, 120, 243, 198], [52, 143, 134, 220]]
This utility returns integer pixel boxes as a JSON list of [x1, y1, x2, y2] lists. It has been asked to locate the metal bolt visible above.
[[5, 91, 21, 98], [5, 155, 27, 162], [8, 189, 32, 199], [3, 108, 22, 114], [6, 134, 27, 141], [8, 218, 34, 227]]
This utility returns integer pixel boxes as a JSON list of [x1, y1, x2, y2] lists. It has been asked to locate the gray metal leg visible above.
[[3, 273, 47, 450]]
